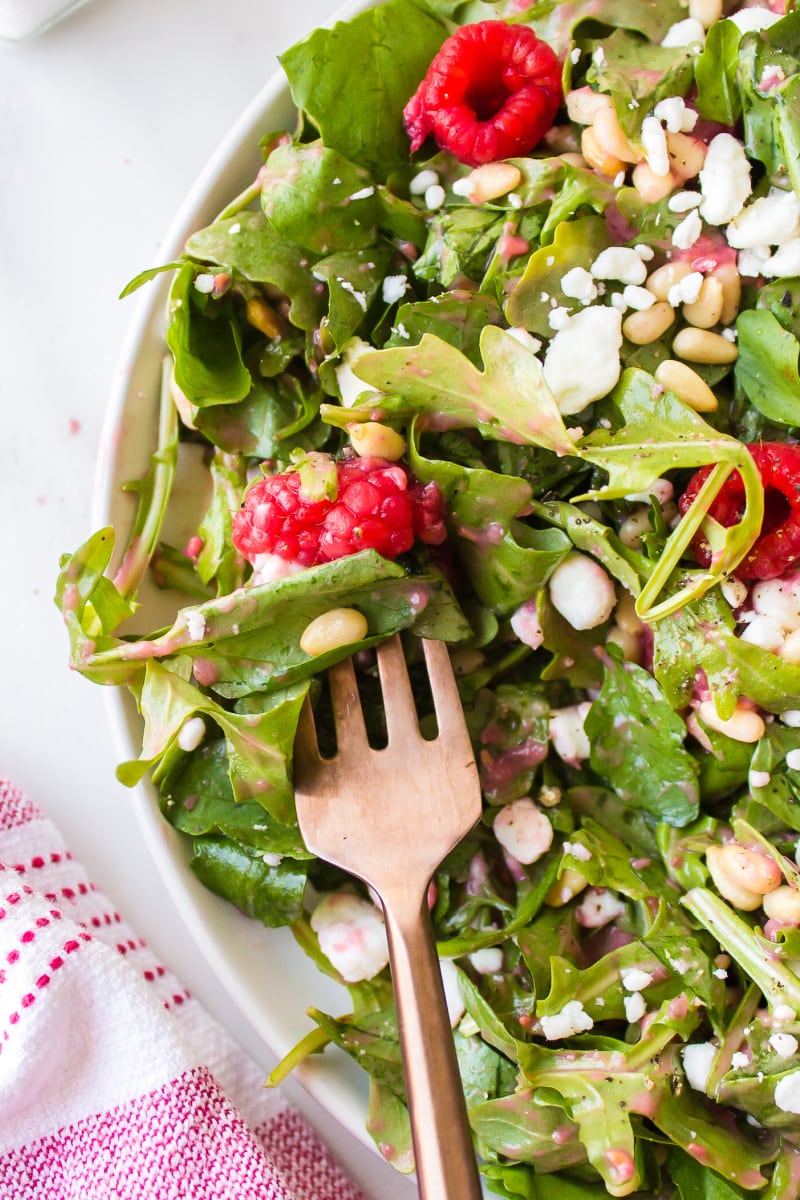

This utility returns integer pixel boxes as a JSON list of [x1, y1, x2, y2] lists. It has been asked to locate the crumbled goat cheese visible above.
[[505, 326, 542, 354], [549, 701, 592, 766], [622, 284, 656, 310], [575, 887, 625, 929], [561, 266, 597, 303], [424, 183, 445, 209], [562, 841, 593, 863], [641, 115, 671, 177], [731, 1052, 749, 1070], [510, 598, 544, 649], [635, 243, 655, 260], [668, 270, 704, 306], [622, 968, 654, 993], [382, 274, 408, 304], [548, 306, 572, 331], [727, 190, 800, 250], [543, 306, 623, 415], [469, 947, 504, 975], [439, 958, 466, 1027], [699, 133, 752, 225], [737, 245, 772, 278], [713, 968, 728, 980], [770, 1033, 799, 1059], [774, 1070, 800, 1114], [764, 238, 800, 278], [590, 246, 648, 285], [493, 798, 554, 865], [786, 749, 800, 771], [624, 992, 647, 1024], [668, 191, 703, 214], [177, 716, 206, 753], [784, 711, 800, 728], [548, 551, 616, 630], [749, 769, 772, 789], [739, 615, 784, 653], [349, 186, 375, 201], [609, 292, 628, 312], [672, 210, 703, 250], [682, 1042, 717, 1092], [541, 1000, 594, 1041], [311, 891, 389, 983], [654, 96, 697, 133], [774, 1005, 797, 1022], [752, 575, 800, 630], [409, 169, 439, 195], [661, 18, 706, 47], [194, 273, 215, 294], [185, 610, 207, 642], [335, 336, 381, 407], [728, 6, 781, 32], [250, 552, 305, 585], [261, 852, 283, 867]]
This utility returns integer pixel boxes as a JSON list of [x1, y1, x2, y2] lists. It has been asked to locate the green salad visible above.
[[57, 0, 800, 1194]]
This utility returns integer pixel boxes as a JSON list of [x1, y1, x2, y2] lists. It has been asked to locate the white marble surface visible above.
[[0, 2, 413, 1194]]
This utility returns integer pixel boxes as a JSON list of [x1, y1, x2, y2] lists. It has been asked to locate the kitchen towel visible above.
[[0, 777, 365, 1200]]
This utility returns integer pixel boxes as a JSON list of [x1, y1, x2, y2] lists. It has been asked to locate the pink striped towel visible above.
[[0, 778, 364, 1200]]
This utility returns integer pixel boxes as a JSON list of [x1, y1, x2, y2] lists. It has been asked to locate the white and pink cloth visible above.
[[0, 778, 365, 1200]]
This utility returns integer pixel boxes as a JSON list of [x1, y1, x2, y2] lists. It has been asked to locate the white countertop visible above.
[[0, 2, 412, 1194]]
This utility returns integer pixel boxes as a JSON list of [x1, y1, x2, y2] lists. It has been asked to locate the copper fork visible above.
[[294, 634, 483, 1200]]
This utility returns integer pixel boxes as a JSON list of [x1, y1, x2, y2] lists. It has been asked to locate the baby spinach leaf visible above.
[[261, 142, 378, 255], [505, 215, 611, 337], [311, 244, 394, 351], [694, 18, 743, 124], [279, 0, 446, 177], [736, 309, 800, 427], [585, 652, 700, 826], [193, 375, 326, 462], [386, 292, 503, 364], [190, 836, 307, 927], [166, 265, 251, 407], [589, 28, 696, 141]]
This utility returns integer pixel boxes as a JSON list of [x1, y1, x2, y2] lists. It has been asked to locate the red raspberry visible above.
[[232, 455, 447, 568], [404, 21, 562, 167], [678, 443, 800, 580]]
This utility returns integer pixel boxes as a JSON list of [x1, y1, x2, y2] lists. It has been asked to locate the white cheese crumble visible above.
[[764, 238, 800, 278], [728, 6, 781, 32], [682, 1042, 716, 1092], [699, 133, 752, 225], [562, 840, 593, 863], [194, 273, 215, 294], [590, 246, 648, 285], [668, 191, 703, 214], [749, 769, 772, 789], [672, 210, 703, 250], [543, 306, 623, 415], [624, 992, 647, 1024], [349, 186, 375, 201], [548, 552, 616, 630], [774, 1070, 800, 1114], [668, 270, 704, 306], [731, 1051, 749, 1070], [409, 169, 439, 195], [774, 1005, 797, 1022], [661, 17, 706, 47], [335, 336, 381, 407], [621, 968, 654, 993], [549, 702, 593, 766], [622, 284, 656, 310], [575, 887, 625, 928], [548, 306, 572, 331], [382, 274, 408, 304], [561, 266, 597, 303], [784, 711, 800, 728], [770, 1033, 799, 1059], [185, 610, 207, 642], [786, 749, 800, 771], [737, 245, 771, 278], [541, 1000, 594, 1041], [727, 191, 800, 250], [505, 326, 542, 354], [510, 598, 544, 649], [641, 115, 670, 177], [177, 716, 205, 752], [654, 96, 698, 133], [310, 891, 389, 983], [493, 798, 553, 865], [439, 959, 466, 1027], [469, 947, 504, 975]]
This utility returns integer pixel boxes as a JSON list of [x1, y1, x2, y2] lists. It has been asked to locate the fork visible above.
[[294, 633, 484, 1200]]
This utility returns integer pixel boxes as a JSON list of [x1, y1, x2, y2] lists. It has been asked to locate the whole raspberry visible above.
[[404, 21, 562, 167], [232, 455, 447, 569]]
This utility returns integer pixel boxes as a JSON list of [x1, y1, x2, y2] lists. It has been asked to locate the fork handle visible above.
[[381, 892, 483, 1200]]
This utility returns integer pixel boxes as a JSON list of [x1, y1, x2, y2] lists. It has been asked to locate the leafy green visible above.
[[261, 142, 378, 255], [505, 215, 611, 337], [736, 309, 800, 427], [694, 18, 743, 125], [190, 835, 307, 926], [166, 264, 251, 407], [588, 28, 697, 141]]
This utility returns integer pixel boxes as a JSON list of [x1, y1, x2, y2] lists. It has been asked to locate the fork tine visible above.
[[327, 656, 369, 752], [293, 694, 321, 785], [422, 639, 473, 751], [376, 633, 420, 741]]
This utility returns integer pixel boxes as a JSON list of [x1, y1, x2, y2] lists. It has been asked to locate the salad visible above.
[[57, 0, 800, 1194]]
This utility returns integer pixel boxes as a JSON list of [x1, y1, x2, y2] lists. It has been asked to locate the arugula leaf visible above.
[[190, 835, 307, 926], [55, 527, 139, 681], [279, 0, 446, 177], [585, 651, 700, 826], [353, 326, 577, 453], [166, 264, 251, 407], [470, 1089, 587, 1175], [736, 309, 800, 427], [312, 245, 394, 351]]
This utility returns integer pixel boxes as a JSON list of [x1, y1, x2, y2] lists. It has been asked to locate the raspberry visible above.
[[232, 455, 447, 569], [678, 443, 800, 581], [404, 21, 562, 167]]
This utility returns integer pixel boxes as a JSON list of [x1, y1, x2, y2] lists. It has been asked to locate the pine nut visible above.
[[666, 132, 707, 183], [690, 0, 723, 27], [623, 301, 675, 345], [713, 261, 742, 325], [708, 843, 783, 901], [543, 123, 580, 154], [618, 506, 652, 549], [655, 360, 718, 412], [763, 885, 800, 925], [646, 261, 692, 301], [673, 327, 738, 364], [559, 152, 588, 169], [606, 622, 642, 662], [615, 589, 645, 635], [706, 846, 766, 911], [246, 297, 282, 338], [632, 162, 676, 204], [349, 421, 406, 460], [581, 127, 625, 178], [566, 86, 613, 125], [696, 699, 765, 742], [592, 106, 640, 164], [545, 867, 589, 908], [683, 275, 724, 329], [300, 608, 368, 656], [459, 162, 523, 204]]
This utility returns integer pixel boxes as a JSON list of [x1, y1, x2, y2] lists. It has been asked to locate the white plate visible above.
[[92, 0, 401, 1165]]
